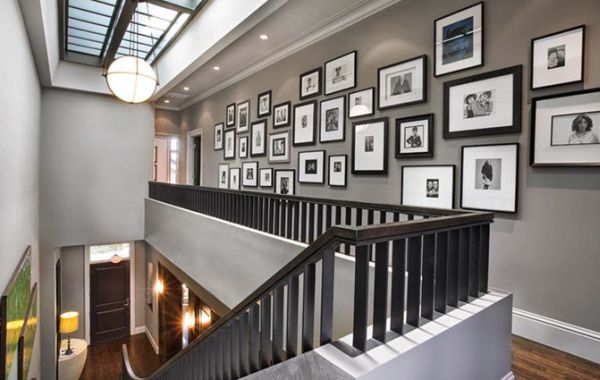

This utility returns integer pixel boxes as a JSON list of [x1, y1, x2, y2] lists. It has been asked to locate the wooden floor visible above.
[[79, 334, 600, 379]]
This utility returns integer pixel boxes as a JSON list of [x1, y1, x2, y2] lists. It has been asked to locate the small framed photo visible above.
[[269, 131, 290, 163], [259, 168, 273, 187], [257, 90, 272, 117], [320, 96, 345, 143], [226, 103, 236, 128], [530, 25, 585, 90], [299, 67, 322, 100], [298, 150, 325, 184], [434, 2, 484, 77], [250, 120, 267, 157], [223, 129, 236, 160], [443, 65, 522, 139], [401, 165, 455, 209], [352, 117, 389, 175], [348, 88, 374, 119], [378, 55, 427, 110], [273, 101, 291, 128], [237, 100, 250, 133], [324, 51, 357, 95], [328, 154, 347, 187], [218, 164, 229, 189], [530, 88, 600, 167], [395, 114, 434, 159], [229, 167, 240, 190], [214, 123, 224, 150], [274, 170, 295, 195], [461, 143, 519, 213], [239, 136, 248, 158], [293, 101, 317, 146], [242, 161, 258, 187]]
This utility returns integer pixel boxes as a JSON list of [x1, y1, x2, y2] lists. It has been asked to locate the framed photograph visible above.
[[299, 67, 322, 100], [352, 117, 389, 175], [229, 168, 240, 190], [218, 164, 229, 189], [324, 51, 357, 95], [401, 165, 455, 209], [298, 150, 325, 184], [250, 120, 267, 157], [239, 136, 248, 158], [328, 154, 347, 187], [274, 170, 295, 195], [348, 88, 374, 119], [242, 161, 258, 187], [320, 96, 345, 143], [434, 2, 484, 77], [269, 131, 290, 163], [226, 103, 236, 128], [461, 143, 519, 213], [530, 88, 600, 167], [237, 100, 250, 133], [257, 90, 272, 117], [443, 65, 522, 139], [395, 114, 434, 159], [273, 101, 291, 128], [223, 129, 236, 160], [293, 101, 317, 146], [531, 25, 585, 90], [378, 55, 427, 110], [214, 123, 224, 150], [259, 168, 273, 187]]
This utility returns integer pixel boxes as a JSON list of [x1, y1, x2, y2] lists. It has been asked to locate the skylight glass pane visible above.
[[70, 0, 115, 17], [136, 12, 172, 31], [68, 28, 105, 43], [149, 13, 189, 62], [68, 36, 104, 50], [68, 18, 109, 35], [122, 31, 155, 46], [68, 7, 112, 26], [119, 40, 151, 53], [141, 3, 178, 20], [68, 44, 101, 56]]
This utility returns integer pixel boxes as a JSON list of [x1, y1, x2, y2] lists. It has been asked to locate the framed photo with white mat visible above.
[[274, 170, 295, 195], [352, 117, 389, 175], [401, 165, 455, 209], [218, 164, 229, 189], [298, 150, 325, 184]]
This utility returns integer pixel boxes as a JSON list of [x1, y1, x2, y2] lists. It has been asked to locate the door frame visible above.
[[186, 128, 203, 186], [84, 241, 137, 344]]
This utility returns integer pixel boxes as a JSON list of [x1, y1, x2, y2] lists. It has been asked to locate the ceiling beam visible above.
[[141, 0, 191, 14], [103, 0, 137, 68]]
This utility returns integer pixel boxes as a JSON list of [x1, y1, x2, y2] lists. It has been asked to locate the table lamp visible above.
[[59, 311, 79, 355]]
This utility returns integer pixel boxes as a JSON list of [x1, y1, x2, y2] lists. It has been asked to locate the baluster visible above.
[[458, 228, 470, 302], [352, 245, 370, 351], [287, 275, 299, 358], [479, 224, 490, 293], [343, 207, 352, 254], [390, 239, 406, 334], [302, 263, 316, 352], [469, 225, 481, 298], [320, 248, 335, 345], [435, 232, 449, 314], [406, 235, 422, 327], [202, 341, 209, 380], [308, 203, 315, 243], [239, 311, 250, 377], [367, 209, 374, 225], [356, 208, 363, 227], [223, 324, 231, 380], [230, 318, 240, 380], [268, 199, 275, 234], [249, 303, 260, 373], [293, 201, 300, 241], [447, 230, 459, 307], [216, 331, 223, 380], [373, 242, 389, 342], [335, 205, 341, 225], [421, 234, 435, 320], [301, 202, 307, 242], [379, 210, 387, 224], [274, 200, 281, 236], [325, 204, 332, 231], [260, 294, 272, 368], [279, 200, 286, 237], [262, 197, 269, 233], [273, 286, 285, 364]]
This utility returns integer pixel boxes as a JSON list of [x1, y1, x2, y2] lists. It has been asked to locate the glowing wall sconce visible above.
[[154, 279, 164, 295], [200, 310, 211, 327]]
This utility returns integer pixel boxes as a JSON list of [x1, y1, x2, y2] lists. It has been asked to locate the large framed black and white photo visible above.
[[443, 65, 522, 138], [324, 51, 357, 95], [250, 120, 266, 157], [239, 136, 248, 159], [226, 103, 236, 128], [328, 154, 347, 187], [242, 161, 258, 187], [274, 170, 295, 195], [298, 150, 325, 184], [378, 55, 427, 110], [530, 25, 585, 90], [273, 101, 291, 128], [530, 88, 600, 167], [299, 67, 321, 100], [461, 143, 518, 213], [395, 114, 434, 158], [434, 2, 483, 77], [214, 123, 224, 150], [259, 168, 273, 187], [237, 100, 250, 133], [352, 117, 388, 175], [348, 88, 374, 119], [218, 164, 229, 189], [223, 129, 236, 160], [257, 90, 272, 117], [268, 131, 290, 163], [401, 165, 455, 209], [229, 167, 240, 190], [320, 96, 345, 143], [293, 101, 317, 146]]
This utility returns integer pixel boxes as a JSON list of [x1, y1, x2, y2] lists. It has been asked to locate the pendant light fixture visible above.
[[105, 0, 159, 104]]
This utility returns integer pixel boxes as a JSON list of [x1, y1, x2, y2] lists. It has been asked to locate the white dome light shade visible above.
[[106, 56, 158, 104]]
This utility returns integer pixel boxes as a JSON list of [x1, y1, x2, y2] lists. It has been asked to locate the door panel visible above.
[[193, 136, 201, 186]]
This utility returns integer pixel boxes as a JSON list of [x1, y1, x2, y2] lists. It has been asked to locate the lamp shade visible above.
[[105, 56, 158, 104], [59, 311, 79, 334]]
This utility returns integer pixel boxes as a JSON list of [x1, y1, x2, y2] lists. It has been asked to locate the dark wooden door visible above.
[[158, 264, 183, 359], [90, 261, 130, 344], [193, 136, 201, 186]]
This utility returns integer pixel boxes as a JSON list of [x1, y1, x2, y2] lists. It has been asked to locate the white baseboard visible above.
[[132, 326, 146, 335], [513, 308, 600, 364], [145, 327, 159, 355], [500, 372, 515, 380]]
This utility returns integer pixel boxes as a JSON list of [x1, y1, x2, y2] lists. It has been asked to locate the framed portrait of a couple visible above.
[[352, 117, 388, 175], [274, 170, 295, 195], [214, 123, 224, 150], [298, 150, 325, 184], [299, 68, 322, 100], [395, 114, 434, 158], [401, 165, 455, 209], [324, 51, 357, 96], [378, 55, 427, 110], [273, 102, 291, 128]]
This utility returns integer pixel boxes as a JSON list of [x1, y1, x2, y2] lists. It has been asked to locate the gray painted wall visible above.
[[173, 0, 600, 333], [60, 246, 86, 340], [0, 0, 41, 378], [39, 89, 154, 379]]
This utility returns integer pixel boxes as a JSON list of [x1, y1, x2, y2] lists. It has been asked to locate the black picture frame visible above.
[[214, 123, 224, 151], [257, 90, 272, 117], [377, 54, 428, 111], [292, 100, 317, 147], [226, 103, 236, 128], [443, 65, 522, 139], [250, 120, 267, 157], [348, 87, 375, 119], [395, 113, 434, 159], [273, 101, 291, 128], [223, 129, 236, 160], [229, 167, 241, 190], [259, 168, 273, 188], [237, 100, 250, 133], [328, 154, 348, 188], [324, 50, 357, 96], [319, 96, 346, 144], [242, 161, 259, 187], [274, 169, 296, 195], [299, 67, 322, 100], [239, 136, 249, 158], [297, 150, 326, 184], [351, 117, 389, 175], [400, 164, 456, 208], [269, 131, 290, 164], [218, 163, 229, 189]]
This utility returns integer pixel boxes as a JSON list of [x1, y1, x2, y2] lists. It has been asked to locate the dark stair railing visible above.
[[123, 182, 494, 379]]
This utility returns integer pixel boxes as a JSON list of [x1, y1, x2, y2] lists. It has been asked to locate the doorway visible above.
[[193, 135, 201, 186]]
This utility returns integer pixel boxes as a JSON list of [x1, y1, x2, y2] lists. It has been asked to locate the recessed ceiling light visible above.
[[259, 34, 269, 40], [213, 66, 220, 71], [183, 86, 190, 91], [164, 99, 170, 104]]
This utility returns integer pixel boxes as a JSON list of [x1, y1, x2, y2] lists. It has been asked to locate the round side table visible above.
[[58, 339, 87, 380]]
